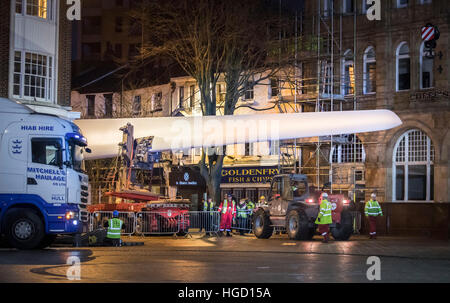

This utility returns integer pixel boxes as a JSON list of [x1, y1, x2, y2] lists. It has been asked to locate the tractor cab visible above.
[[267, 174, 314, 217]]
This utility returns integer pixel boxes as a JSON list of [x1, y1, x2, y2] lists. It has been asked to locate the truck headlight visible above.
[[65, 211, 75, 220]]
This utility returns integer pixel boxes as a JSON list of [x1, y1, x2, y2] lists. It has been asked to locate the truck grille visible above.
[[79, 174, 90, 222]]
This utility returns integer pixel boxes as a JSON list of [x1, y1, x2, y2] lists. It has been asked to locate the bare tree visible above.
[[134, 0, 292, 203]]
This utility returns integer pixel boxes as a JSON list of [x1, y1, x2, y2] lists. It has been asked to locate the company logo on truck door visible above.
[[11, 139, 23, 154], [27, 167, 66, 182], [20, 125, 55, 132]]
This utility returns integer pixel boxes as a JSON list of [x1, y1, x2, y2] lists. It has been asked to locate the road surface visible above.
[[0, 234, 449, 283]]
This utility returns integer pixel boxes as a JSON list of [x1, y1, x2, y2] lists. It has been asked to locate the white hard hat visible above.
[[321, 193, 328, 199], [371, 193, 376, 199]]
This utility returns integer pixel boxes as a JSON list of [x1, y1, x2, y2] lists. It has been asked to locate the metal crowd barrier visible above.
[[90, 211, 136, 236], [232, 210, 254, 234], [135, 211, 183, 235], [182, 211, 221, 234], [350, 211, 362, 234]]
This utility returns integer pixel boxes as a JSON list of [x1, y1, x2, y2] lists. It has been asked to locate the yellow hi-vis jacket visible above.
[[365, 199, 383, 217], [203, 201, 215, 212], [315, 199, 333, 225], [107, 218, 123, 239]]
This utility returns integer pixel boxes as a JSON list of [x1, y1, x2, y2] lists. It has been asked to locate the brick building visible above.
[[298, 0, 449, 204], [0, 0, 72, 109], [71, 0, 142, 74]]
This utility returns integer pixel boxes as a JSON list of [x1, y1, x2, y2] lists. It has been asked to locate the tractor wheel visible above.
[[252, 209, 273, 239], [286, 210, 310, 240], [331, 210, 353, 241], [5, 209, 45, 249], [38, 234, 57, 249]]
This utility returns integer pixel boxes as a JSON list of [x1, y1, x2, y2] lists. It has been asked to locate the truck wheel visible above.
[[252, 209, 273, 239], [287, 210, 310, 240], [331, 211, 353, 241], [38, 234, 57, 249], [5, 209, 45, 249]]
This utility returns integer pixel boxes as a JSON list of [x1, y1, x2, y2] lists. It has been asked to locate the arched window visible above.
[[331, 135, 365, 163], [420, 42, 434, 89], [363, 47, 376, 94], [396, 42, 410, 91], [341, 50, 354, 95], [393, 129, 435, 201]]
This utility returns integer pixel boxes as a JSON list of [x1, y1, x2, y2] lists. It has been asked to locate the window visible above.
[[420, 42, 433, 89], [116, 0, 124, 7], [362, 0, 367, 13], [104, 94, 113, 117], [31, 138, 62, 167], [322, 61, 333, 94], [128, 43, 141, 59], [244, 81, 254, 100], [87, 95, 95, 116], [217, 84, 226, 103], [396, 42, 410, 91], [331, 135, 366, 163], [393, 129, 435, 201], [420, 0, 432, 4], [115, 44, 122, 59], [363, 47, 376, 94], [289, 180, 307, 199], [323, 0, 332, 16], [179, 86, 185, 108], [115, 17, 123, 33], [397, 0, 408, 8], [82, 16, 102, 35], [16, 0, 52, 20], [271, 177, 282, 198], [343, 0, 354, 13], [269, 140, 279, 156], [270, 78, 279, 97], [16, 0, 23, 14], [152, 92, 162, 111], [13, 51, 54, 102], [82, 43, 101, 60], [133, 95, 141, 116], [244, 143, 253, 156], [341, 50, 354, 95]]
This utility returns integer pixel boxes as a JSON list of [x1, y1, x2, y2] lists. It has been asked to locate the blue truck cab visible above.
[[0, 98, 90, 249]]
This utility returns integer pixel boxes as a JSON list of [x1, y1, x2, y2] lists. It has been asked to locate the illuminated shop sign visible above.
[[221, 166, 279, 184]]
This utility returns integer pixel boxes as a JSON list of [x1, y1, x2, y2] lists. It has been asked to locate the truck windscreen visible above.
[[67, 141, 86, 173]]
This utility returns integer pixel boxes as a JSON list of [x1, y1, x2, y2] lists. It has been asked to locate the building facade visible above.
[[72, 0, 449, 212], [0, 0, 72, 109], [300, 0, 449, 203]]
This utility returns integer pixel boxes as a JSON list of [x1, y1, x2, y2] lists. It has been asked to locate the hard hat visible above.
[[371, 193, 376, 199], [113, 210, 119, 217], [260, 196, 265, 200], [321, 193, 328, 199]]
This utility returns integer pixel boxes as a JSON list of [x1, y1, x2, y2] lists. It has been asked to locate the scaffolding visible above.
[[277, 0, 360, 194]]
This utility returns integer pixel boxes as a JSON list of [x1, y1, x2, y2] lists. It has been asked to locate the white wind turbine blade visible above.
[[75, 109, 401, 160]]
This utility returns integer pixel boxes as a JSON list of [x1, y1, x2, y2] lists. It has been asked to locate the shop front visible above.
[[220, 166, 280, 203], [169, 166, 206, 210]]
